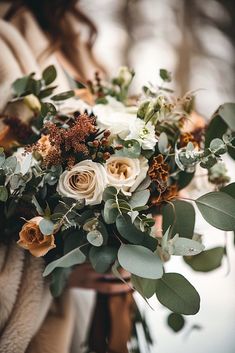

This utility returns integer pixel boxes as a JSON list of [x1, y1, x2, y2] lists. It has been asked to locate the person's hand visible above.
[[67, 263, 131, 294]]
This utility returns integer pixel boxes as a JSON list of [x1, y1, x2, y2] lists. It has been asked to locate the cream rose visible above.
[[57, 160, 108, 205], [92, 96, 137, 138], [105, 156, 148, 195]]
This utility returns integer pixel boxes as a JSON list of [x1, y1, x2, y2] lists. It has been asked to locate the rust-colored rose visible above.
[[17, 216, 55, 257]]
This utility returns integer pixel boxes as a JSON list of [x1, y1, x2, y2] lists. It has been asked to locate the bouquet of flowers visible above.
[[1, 65, 235, 317]]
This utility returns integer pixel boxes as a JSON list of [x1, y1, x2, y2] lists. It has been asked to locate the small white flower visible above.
[[117, 66, 133, 86], [93, 96, 137, 138], [125, 118, 157, 150], [57, 160, 108, 205], [105, 155, 148, 195]]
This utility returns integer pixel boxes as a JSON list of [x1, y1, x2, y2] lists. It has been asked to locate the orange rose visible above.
[[17, 216, 55, 257], [37, 135, 53, 158]]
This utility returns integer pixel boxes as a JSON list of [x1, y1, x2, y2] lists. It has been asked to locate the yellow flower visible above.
[[17, 216, 55, 257]]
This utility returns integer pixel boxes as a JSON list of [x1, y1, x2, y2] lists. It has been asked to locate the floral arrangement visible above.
[[1, 65, 235, 317]]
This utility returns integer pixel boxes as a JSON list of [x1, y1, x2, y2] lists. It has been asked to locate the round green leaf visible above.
[[155, 273, 200, 315], [118, 244, 163, 279], [43, 247, 86, 277], [184, 247, 224, 272], [162, 200, 195, 239], [42, 65, 57, 85], [89, 246, 117, 273], [131, 275, 157, 298], [167, 313, 185, 332], [103, 199, 119, 224], [195, 192, 235, 231], [116, 214, 157, 251], [87, 230, 103, 247], [39, 218, 55, 235]]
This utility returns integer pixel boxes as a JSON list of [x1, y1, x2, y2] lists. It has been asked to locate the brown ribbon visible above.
[[88, 291, 135, 353]]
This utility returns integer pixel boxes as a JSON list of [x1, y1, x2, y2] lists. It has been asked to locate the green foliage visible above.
[[162, 200, 195, 239], [43, 247, 86, 277], [42, 65, 57, 85], [39, 218, 55, 235], [87, 230, 103, 247], [50, 267, 71, 297], [158, 132, 169, 154], [184, 247, 224, 272], [221, 183, 235, 199], [51, 90, 75, 101], [167, 313, 185, 332], [217, 102, 235, 131], [131, 275, 157, 298], [0, 186, 8, 202], [195, 192, 235, 231], [116, 214, 157, 251], [115, 139, 141, 158], [118, 244, 163, 279], [89, 246, 117, 273], [155, 273, 200, 315], [159, 69, 172, 82], [129, 189, 150, 208], [209, 138, 227, 155]]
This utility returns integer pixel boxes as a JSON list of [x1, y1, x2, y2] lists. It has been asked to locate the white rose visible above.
[[92, 96, 137, 138], [57, 160, 108, 205], [105, 156, 148, 195], [58, 97, 92, 115], [126, 118, 157, 150]]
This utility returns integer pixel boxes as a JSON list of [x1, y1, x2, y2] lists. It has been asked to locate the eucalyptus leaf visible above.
[[169, 235, 204, 256], [162, 200, 195, 239], [221, 183, 235, 199], [130, 189, 150, 208], [116, 214, 157, 251], [51, 90, 75, 101], [195, 192, 235, 231], [39, 218, 55, 235], [89, 246, 117, 273], [103, 199, 119, 224], [184, 247, 224, 272], [43, 247, 86, 277], [167, 313, 185, 332], [50, 267, 71, 297], [131, 275, 157, 298], [118, 244, 163, 279], [209, 138, 227, 155], [42, 65, 57, 85], [0, 186, 8, 202], [218, 103, 235, 131], [102, 186, 118, 202], [115, 139, 141, 158], [158, 132, 169, 154], [12, 75, 30, 96], [155, 273, 200, 315], [87, 230, 103, 247]]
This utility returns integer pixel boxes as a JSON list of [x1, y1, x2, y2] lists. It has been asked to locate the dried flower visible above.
[[151, 184, 178, 206], [148, 154, 169, 191]]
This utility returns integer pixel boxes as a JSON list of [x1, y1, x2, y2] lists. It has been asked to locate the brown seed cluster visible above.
[[29, 113, 100, 168], [148, 154, 169, 192]]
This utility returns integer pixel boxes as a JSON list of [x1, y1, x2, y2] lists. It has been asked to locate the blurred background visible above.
[[79, 1, 235, 352]]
